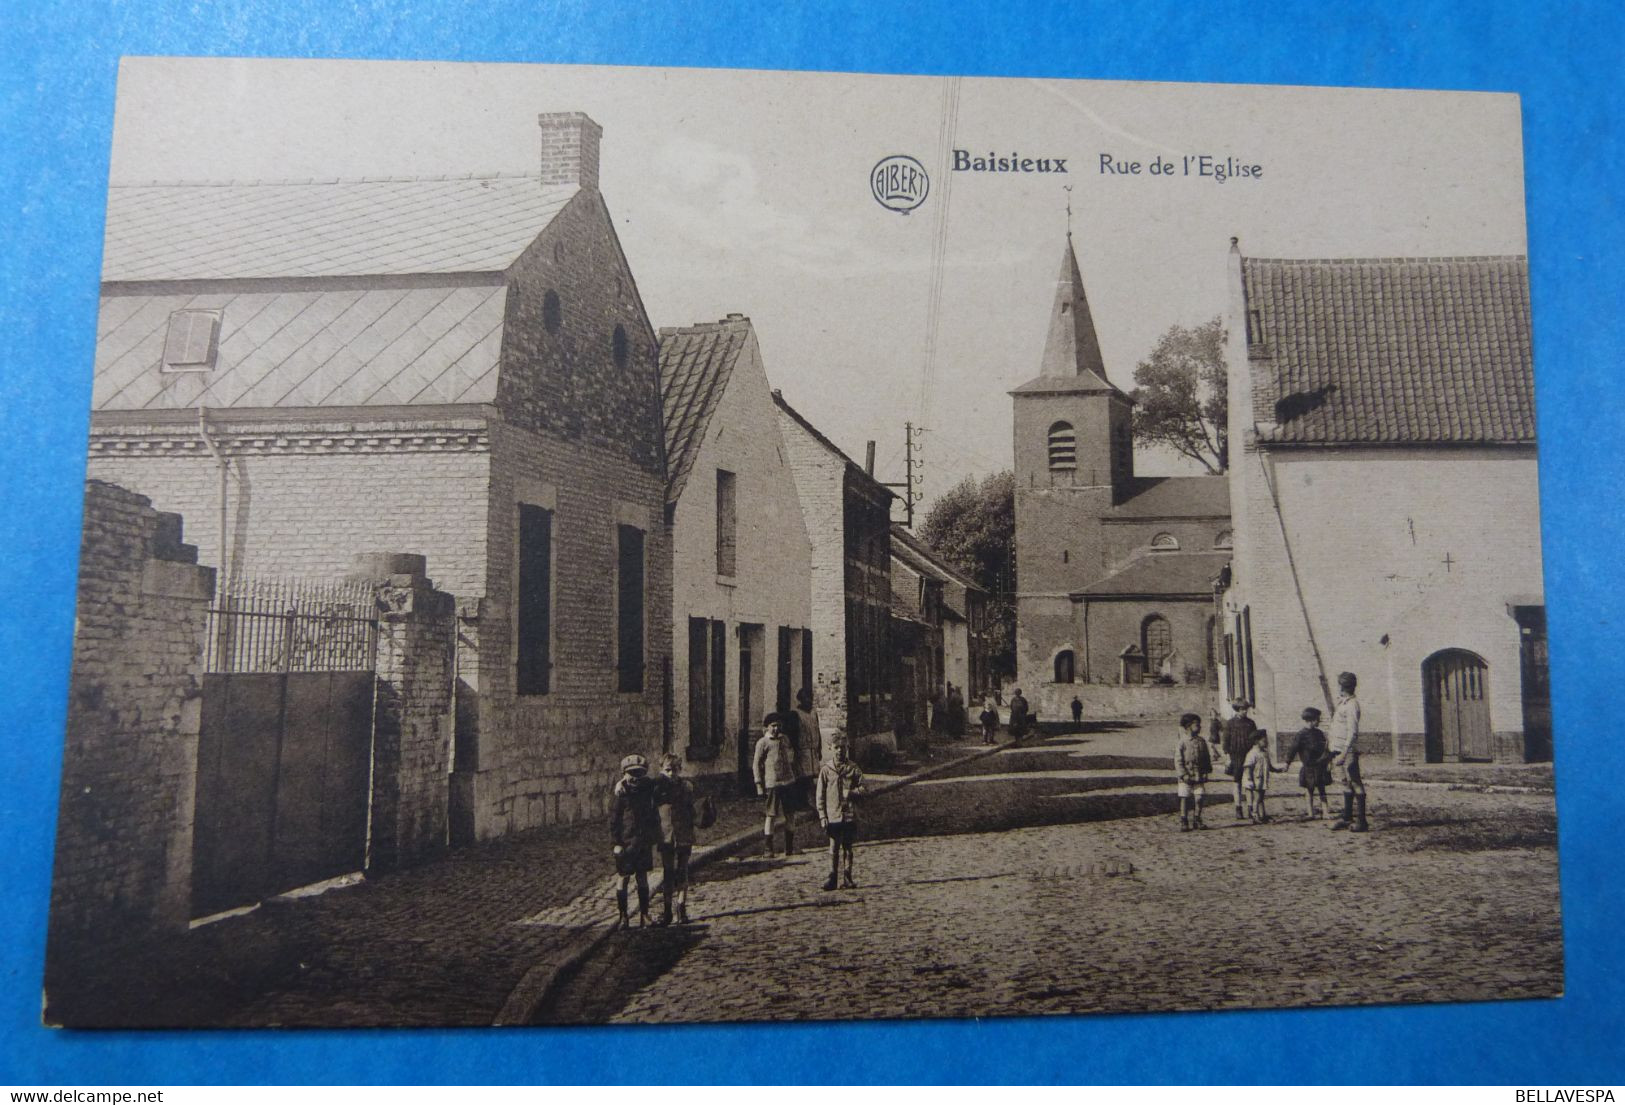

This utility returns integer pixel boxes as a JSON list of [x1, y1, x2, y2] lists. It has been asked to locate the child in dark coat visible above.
[[1281, 707, 1331, 819], [609, 753, 661, 928], [654, 753, 697, 925]]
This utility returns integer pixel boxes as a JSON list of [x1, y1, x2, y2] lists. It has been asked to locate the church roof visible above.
[[1105, 476, 1230, 520], [103, 176, 580, 282], [1242, 255, 1534, 445], [1010, 239, 1131, 401], [658, 315, 753, 503], [1075, 551, 1231, 598]]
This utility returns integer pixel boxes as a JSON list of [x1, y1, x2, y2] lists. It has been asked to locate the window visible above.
[[1142, 614, 1173, 678], [1053, 650, 1075, 684], [162, 309, 222, 372], [715, 469, 737, 576], [800, 628, 814, 703], [777, 626, 795, 712], [616, 524, 645, 692], [1047, 421, 1076, 470], [516, 503, 553, 695], [1214, 529, 1234, 550], [686, 618, 726, 755], [542, 290, 562, 333], [612, 324, 629, 369], [1151, 533, 1180, 551]]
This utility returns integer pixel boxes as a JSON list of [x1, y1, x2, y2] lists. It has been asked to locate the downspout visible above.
[[196, 407, 229, 576], [1256, 447, 1334, 713]]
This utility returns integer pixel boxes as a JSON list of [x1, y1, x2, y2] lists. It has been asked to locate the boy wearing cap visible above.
[[1222, 700, 1259, 819], [1328, 671, 1368, 833], [753, 713, 799, 856], [609, 753, 661, 928], [815, 736, 867, 890], [1174, 713, 1212, 831]]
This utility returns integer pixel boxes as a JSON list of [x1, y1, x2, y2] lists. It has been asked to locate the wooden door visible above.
[[1425, 650, 1492, 762]]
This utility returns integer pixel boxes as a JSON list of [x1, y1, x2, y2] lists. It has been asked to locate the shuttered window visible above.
[[616, 524, 646, 692], [516, 504, 553, 695]]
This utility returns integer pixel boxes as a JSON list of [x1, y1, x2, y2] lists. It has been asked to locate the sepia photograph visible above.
[[42, 56, 1559, 1029]]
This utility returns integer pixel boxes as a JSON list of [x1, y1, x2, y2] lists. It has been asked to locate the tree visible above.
[[919, 471, 1016, 681], [1129, 316, 1228, 473]]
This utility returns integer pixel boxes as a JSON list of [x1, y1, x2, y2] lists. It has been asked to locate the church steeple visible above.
[[1037, 239, 1114, 389]]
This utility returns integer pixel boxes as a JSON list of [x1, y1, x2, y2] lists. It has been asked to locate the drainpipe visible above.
[[196, 407, 229, 574]]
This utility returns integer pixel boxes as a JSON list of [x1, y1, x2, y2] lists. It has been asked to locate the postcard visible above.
[[44, 56, 1557, 1027]]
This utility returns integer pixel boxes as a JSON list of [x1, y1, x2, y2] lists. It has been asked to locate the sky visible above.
[[107, 57, 1528, 510]]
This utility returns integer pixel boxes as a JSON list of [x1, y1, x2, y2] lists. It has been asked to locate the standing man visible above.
[[1007, 687, 1030, 740], [1328, 671, 1368, 833], [1222, 699, 1259, 820], [1070, 695, 1084, 728]]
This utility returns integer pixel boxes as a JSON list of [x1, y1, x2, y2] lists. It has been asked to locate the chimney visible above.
[[537, 112, 603, 191], [865, 441, 876, 476]]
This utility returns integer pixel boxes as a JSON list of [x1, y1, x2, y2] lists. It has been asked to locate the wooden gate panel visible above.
[[193, 674, 284, 916]]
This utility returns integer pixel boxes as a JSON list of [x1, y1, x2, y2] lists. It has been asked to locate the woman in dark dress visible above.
[[1281, 707, 1331, 820]]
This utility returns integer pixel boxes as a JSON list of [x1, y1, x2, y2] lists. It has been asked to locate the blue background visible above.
[[2, 0, 1621, 1085]]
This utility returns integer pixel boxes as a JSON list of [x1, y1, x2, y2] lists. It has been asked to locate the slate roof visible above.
[[658, 316, 752, 503], [93, 285, 508, 411], [1104, 476, 1230, 520], [1011, 240, 1131, 401], [1076, 552, 1230, 598], [771, 391, 896, 501], [1243, 255, 1534, 445], [103, 175, 578, 281]]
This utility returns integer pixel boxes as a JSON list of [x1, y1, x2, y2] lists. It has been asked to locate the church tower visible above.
[[1010, 237, 1135, 686]]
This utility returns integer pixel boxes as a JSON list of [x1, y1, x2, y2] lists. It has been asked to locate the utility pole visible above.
[[881, 421, 925, 527]]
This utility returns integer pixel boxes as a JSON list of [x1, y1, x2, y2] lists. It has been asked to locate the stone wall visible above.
[[49, 481, 215, 954]]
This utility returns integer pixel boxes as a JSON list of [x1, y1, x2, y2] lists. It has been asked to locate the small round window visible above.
[[542, 290, 561, 334], [612, 324, 629, 369]]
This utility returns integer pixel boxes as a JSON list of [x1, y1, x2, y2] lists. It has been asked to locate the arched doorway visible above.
[[1423, 649, 1492, 762], [1053, 649, 1075, 684], [1142, 614, 1172, 681]]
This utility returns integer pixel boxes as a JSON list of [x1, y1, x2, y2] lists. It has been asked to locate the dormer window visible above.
[[162, 309, 222, 372], [1047, 421, 1076, 470], [1214, 529, 1234, 550], [1151, 533, 1180, 552]]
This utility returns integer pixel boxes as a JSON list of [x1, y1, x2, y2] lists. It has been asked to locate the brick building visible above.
[[659, 316, 814, 785], [86, 111, 673, 839], [1011, 239, 1231, 718], [773, 391, 896, 753], [1219, 245, 1548, 764], [889, 522, 991, 741]]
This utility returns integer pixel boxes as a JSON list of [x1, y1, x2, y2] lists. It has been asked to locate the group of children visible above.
[[1177, 671, 1368, 833], [608, 706, 868, 927]]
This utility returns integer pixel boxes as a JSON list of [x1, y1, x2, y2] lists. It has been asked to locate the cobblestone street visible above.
[[536, 720, 1563, 1024]]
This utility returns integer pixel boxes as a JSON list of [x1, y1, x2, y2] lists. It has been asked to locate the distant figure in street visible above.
[[609, 754, 660, 928], [1222, 700, 1259, 820], [754, 713, 799, 856], [791, 687, 823, 811], [1241, 730, 1281, 823], [1282, 706, 1331, 819], [1328, 672, 1368, 832], [979, 696, 1000, 744], [654, 754, 696, 926], [1070, 696, 1083, 727], [1007, 688, 1030, 739], [815, 737, 868, 890], [1174, 713, 1212, 831], [945, 683, 966, 738]]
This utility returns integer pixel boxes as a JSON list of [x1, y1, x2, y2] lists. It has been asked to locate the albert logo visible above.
[[871, 155, 929, 214]]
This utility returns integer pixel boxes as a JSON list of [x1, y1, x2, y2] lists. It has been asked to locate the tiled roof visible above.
[[103, 176, 578, 281], [1077, 552, 1230, 598], [771, 390, 896, 501], [92, 285, 507, 411], [658, 317, 752, 503], [891, 523, 982, 593], [1243, 255, 1534, 445], [1105, 476, 1230, 519]]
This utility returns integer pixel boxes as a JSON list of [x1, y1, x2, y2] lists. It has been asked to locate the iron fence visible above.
[[205, 576, 378, 673]]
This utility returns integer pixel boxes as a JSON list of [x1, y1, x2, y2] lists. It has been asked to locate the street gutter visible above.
[[493, 733, 1031, 1026]]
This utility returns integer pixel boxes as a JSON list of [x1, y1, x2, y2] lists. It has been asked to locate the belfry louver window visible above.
[[1047, 421, 1076, 470]]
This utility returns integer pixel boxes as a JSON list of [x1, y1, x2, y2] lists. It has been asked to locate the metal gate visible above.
[[192, 579, 378, 918], [1423, 649, 1493, 763]]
